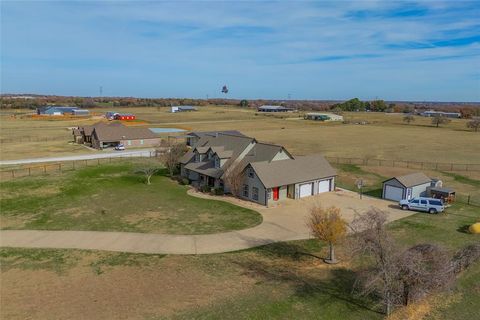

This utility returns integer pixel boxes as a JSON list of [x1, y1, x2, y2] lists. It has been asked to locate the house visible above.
[[37, 106, 89, 116], [171, 106, 198, 113], [382, 172, 432, 201], [73, 122, 161, 149], [179, 132, 336, 206], [114, 113, 136, 120], [186, 130, 246, 147], [304, 113, 343, 121], [420, 110, 461, 118], [257, 105, 295, 112]]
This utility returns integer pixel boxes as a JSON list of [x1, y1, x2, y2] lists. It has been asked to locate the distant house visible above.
[[257, 105, 295, 112], [171, 106, 198, 113], [37, 106, 89, 116], [73, 122, 160, 149], [382, 172, 432, 201], [420, 110, 461, 118], [186, 130, 246, 147], [179, 131, 336, 206], [304, 113, 343, 121]]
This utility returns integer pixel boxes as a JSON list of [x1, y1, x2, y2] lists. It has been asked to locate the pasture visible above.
[[1, 106, 479, 163]]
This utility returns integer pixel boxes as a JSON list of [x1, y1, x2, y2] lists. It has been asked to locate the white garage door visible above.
[[299, 183, 313, 198], [318, 179, 331, 193], [384, 185, 404, 201]]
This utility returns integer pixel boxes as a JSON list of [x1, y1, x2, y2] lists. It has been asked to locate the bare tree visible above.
[[403, 114, 415, 124], [431, 114, 451, 128], [158, 142, 186, 176], [134, 163, 160, 185], [307, 206, 347, 264], [467, 118, 480, 132], [350, 209, 400, 315], [223, 163, 244, 196]]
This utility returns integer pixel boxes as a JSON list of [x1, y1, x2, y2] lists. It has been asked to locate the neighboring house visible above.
[[171, 106, 198, 113], [186, 130, 245, 147], [257, 105, 295, 112], [382, 172, 432, 201], [179, 132, 336, 206], [420, 110, 461, 118], [37, 106, 89, 116], [73, 122, 161, 149], [304, 113, 343, 121]]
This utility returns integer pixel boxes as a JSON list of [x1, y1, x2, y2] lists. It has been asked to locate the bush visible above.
[[179, 178, 189, 185], [213, 187, 224, 195], [200, 185, 211, 193]]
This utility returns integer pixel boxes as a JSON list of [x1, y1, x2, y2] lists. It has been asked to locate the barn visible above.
[[382, 172, 432, 201]]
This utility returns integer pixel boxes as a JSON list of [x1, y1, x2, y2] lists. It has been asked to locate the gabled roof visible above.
[[184, 161, 223, 179], [384, 172, 431, 188], [188, 130, 246, 138], [92, 123, 158, 141], [250, 154, 336, 188], [233, 142, 293, 173]]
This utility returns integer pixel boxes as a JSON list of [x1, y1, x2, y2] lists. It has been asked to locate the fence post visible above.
[[468, 195, 470, 205], [98, 158, 100, 165], [435, 162, 438, 170], [44, 165, 47, 174], [73, 161, 76, 170], [12, 170, 15, 178], [450, 163, 453, 171], [28, 167, 31, 176], [59, 163, 62, 172]]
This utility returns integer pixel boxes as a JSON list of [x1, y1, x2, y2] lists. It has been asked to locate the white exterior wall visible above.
[[410, 182, 431, 199]]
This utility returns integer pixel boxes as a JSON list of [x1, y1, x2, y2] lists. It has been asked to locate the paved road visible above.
[[0, 149, 155, 165], [0, 189, 413, 255]]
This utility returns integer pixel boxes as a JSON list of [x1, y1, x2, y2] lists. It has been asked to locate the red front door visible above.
[[273, 187, 279, 201]]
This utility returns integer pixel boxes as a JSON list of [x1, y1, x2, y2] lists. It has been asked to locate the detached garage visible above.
[[382, 172, 432, 201]]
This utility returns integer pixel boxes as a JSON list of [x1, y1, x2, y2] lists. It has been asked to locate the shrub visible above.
[[213, 187, 224, 195], [200, 185, 211, 193], [180, 178, 190, 185]]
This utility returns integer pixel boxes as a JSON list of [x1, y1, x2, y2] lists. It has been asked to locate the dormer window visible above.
[[248, 168, 254, 178], [195, 153, 200, 162], [214, 156, 220, 168]]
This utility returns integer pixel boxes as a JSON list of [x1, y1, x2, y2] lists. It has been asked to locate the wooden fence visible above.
[[325, 157, 480, 172]]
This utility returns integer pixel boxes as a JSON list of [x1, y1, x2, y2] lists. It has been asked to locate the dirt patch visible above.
[[0, 255, 255, 320]]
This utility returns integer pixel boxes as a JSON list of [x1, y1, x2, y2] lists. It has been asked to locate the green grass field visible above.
[[0, 162, 262, 234]]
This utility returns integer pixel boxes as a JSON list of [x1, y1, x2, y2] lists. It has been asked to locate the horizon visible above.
[[1, 1, 479, 102]]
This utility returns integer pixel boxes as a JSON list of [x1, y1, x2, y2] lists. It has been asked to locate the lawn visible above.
[[1, 203, 478, 319], [0, 161, 262, 234]]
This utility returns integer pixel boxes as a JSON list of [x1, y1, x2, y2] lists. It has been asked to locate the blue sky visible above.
[[1, 1, 479, 101]]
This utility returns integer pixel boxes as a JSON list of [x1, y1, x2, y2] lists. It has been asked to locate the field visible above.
[[1, 203, 478, 319], [1, 106, 479, 163], [0, 162, 261, 234]]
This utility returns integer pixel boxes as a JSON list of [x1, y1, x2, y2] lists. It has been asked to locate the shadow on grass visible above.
[[253, 241, 324, 261], [235, 256, 382, 315], [457, 225, 471, 234]]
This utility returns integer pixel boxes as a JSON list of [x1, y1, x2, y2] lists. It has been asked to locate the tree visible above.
[[467, 118, 480, 132], [369, 100, 387, 112], [223, 163, 244, 196], [158, 142, 185, 176], [431, 114, 451, 128], [134, 163, 160, 185], [350, 209, 400, 315], [307, 206, 347, 264], [240, 99, 249, 108], [403, 114, 415, 124]]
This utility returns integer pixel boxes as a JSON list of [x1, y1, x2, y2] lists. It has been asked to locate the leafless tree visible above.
[[403, 114, 415, 124], [398, 244, 454, 306], [349, 208, 400, 315], [466, 118, 480, 132], [158, 142, 186, 176], [431, 114, 451, 128], [451, 242, 480, 274], [134, 163, 160, 185], [223, 163, 244, 196]]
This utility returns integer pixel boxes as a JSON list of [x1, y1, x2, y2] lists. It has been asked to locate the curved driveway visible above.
[[0, 189, 413, 255]]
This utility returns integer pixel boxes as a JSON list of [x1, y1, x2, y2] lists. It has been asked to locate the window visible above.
[[411, 200, 419, 204], [267, 189, 272, 199], [243, 184, 249, 197], [140, 139, 144, 145], [127, 140, 132, 146], [252, 187, 259, 201], [214, 157, 220, 168], [429, 200, 442, 206], [195, 153, 200, 162], [420, 200, 428, 205], [248, 168, 254, 178]]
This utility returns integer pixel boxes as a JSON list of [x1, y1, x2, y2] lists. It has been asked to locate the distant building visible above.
[[420, 110, 461, 118], [304, 113, 343, 121], [37, 106, 89, 116], [171, 106, 198, 113], [257, 105, 295, 112], [105, 112, 136, 120]]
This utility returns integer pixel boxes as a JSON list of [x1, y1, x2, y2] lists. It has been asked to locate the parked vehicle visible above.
[[399, 197, 444, 214], [115, 144, 125, 151]]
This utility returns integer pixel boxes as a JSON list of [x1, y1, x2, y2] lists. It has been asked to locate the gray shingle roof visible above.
[[387, 172, 431, 187], [184, 161, 223, 179], [93, 123, 158, 142], [250, 154, 336, 188]]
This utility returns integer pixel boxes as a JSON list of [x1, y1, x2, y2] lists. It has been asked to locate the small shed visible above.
[[427, 187, 456, 203], [382, 172, 432, 201], [172, 106, 197, 113], [258, 105, 295, 112], [304, 113, 343, 121]]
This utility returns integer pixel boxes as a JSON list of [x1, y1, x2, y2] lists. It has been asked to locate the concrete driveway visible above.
[[0, 189, 413, 255]]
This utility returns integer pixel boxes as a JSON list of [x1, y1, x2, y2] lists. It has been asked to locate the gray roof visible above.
[[250, 154, 336, 188], [385, 172, 431, 187], [184, 161, 223, 179], [188, 130, 246, 138], [92, 123, 158, 142], [232, 142, 292, 174]]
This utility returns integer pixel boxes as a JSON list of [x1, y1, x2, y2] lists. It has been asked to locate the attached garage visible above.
[[382, 172, 432, 202], [299, 183, 313, 198], [318, 179, 331, 193]]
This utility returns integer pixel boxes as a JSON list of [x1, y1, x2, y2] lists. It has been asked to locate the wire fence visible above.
[[325, 156, 480, 172], [455, 193, 480, 207]]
